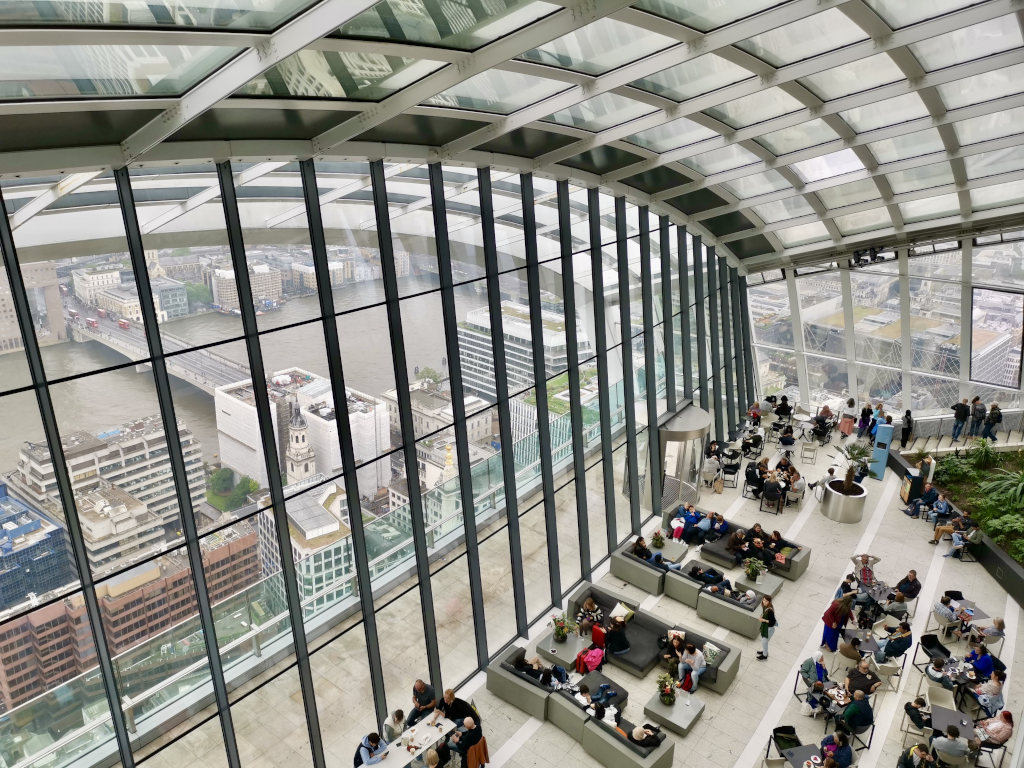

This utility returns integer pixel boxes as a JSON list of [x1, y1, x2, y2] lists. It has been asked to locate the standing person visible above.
[[821, 595, 854, 652], [981, 403, 1002, 441], [857, 402, 872, 438], [950, 398, 969, 442], [839, 398, 858, 439], [970, 396, 986, 437], [901, 410, 913, 449], [756, 596, 777, 660], [407, 679, 437, 726]]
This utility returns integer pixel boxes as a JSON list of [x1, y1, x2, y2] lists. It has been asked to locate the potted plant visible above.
[[651, 529, 665, 548], [743, 557, 768, 584], [821, 441, 872, 524], [656, 672, 676, 705], [549, 611, 578, 643]]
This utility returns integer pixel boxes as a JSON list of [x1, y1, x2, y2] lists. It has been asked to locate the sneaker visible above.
[[929, 540, 938, 545]]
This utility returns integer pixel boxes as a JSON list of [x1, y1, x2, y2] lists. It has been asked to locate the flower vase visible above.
[[659, 693, 675, 706], [553, 630, 567, 643]]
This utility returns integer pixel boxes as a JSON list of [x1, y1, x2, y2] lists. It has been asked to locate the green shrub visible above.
[[967, 437, 998, 470]]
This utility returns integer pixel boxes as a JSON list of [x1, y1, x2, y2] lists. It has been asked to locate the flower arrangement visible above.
[[549, 611, 579, 642], [743, 556, 768, 581], [656, 672, 676, 705], [651, 529, 665, 548]]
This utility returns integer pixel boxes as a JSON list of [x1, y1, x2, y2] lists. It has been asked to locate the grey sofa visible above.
[[695, 585, 768, 639], [699, 520, 811, 581], [609, 544, 666, 595], [664, 559, 721, 608], [485, 646, 550, 719], [582, 715, 674, 768], [547, 670, 630, 740]]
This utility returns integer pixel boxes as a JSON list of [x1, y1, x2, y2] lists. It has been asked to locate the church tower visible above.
[[286, 402, 316, 484]]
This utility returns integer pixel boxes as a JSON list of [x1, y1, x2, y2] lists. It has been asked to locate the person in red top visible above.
[[821, 595, 854, 652]]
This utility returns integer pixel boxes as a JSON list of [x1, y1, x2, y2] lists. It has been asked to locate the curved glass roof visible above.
[[1, 0, 1023, 271]]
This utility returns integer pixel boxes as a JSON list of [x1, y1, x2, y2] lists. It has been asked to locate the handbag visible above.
[[713, 476, 724, 494], [774, 552, 786, 564]]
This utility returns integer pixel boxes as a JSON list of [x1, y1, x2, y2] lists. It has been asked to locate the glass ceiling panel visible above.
[[519, 18, 675, 75], [543, 92, 657, 131], [868, 129, 946, 164], [834, 206, 892, 235], [718, 169, 791, 198], [339, 0, 558, 51], [953, 105, 1024, 146], [624, 117, 716, 152], [839, 92, 929, 132], [936, 63, 1024, 110], [972, 179, 1024, 210], [0, 45, 238, 99], [735, 8, 868, 67], [0, 0, 317, 29], [631, 0, 785, 32], [704, 87, 803, 129], [239, 51, 441, 100], [964, 146, 1024, 179], [899, 193, 960, 223], [681, 144, 761, 175], [752, 196, 816, 223], [800, 53, 906, 101], [862, 0, 982, 30], [817, 178, 882, 208], [631, 54, 752, 103], [424, 69, 570, 113], [776, 220, 831, 246], [908, 15, 1022, 72], [792, 149, 865, 183], [757, 119, 840, 155], [887, 163, 956, 194]]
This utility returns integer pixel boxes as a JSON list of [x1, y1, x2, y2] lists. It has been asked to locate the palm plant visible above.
[[968, 437, 998, 470], [979, 468, 1024, 510], [836, 441, 872, 493]]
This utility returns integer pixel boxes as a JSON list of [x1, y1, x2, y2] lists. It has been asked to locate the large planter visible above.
[[820, 479, 867, 524]]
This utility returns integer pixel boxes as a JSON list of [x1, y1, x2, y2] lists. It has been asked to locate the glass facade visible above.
[[0, 162, 749, 768]]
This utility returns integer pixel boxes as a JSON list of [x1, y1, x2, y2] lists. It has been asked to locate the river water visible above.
[[0, 275, 490, 469]]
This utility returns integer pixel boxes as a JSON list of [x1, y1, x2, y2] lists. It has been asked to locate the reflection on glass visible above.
[[898, 193, 960, 223], [839, 92, 929, 132], [800, 53, 906, 101], [868, 129, 945, 164], [752, 196, 816, 224], [937, 62, 1024, 109], [631, 54, 751, 102], [0, 45, 238, 99], [970, 287, 1024, 389], [908, 15, 1022, 72], [0, 0, 316, 29], [736, 8, 867, 67], [633, 0, 785, 32], [705, 87, 803, 129], [776, 221, 830, 247], [520, 18, 674, 75], [834, 207, 892, 236], [682, 144, 761, 175], [757, 119, 840, 156], [544, 92, 657, 132], [424, 69, 570, 113], [792, 149, 865, 183]]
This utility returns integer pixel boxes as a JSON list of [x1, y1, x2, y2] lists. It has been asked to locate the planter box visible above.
[[820, 480, 866, 524]]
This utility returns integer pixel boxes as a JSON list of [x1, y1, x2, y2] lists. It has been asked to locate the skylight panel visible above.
[[936, 63, 1024, 109], [543, 93, 658, 131], [424, 70, 570, 113], [839, 92, 929, 132], [834, 207, 892, 235], [887, 163, 956, 195], [718, 170, 792, 198], [757, 119, 841, 155], [705, 88, 803, 129], [964, 147, 1024, 179], [752, 196, 816, 223], [909, 15, 1022, 72], [868, 129, 946, 164], [817, 178, 882, 208], [792, 149, 865, 183], [972, 179, 1024, 210], [899, 193, 960, 222], [800, 53, 906, 101], [776, 220, 831, 246], [682, 145, 762, 175], [519, 18, 676, 75], [625, 118, 717, 153], [631, 55, 752, 102], [862, 0, 984, 30], [632, 0, 786, 33], [953, 106, 1024, 146], [735, 8, 868, 67]]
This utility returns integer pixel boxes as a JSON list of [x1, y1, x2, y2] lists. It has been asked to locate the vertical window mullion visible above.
[[730, 266, 747, 419], [706, 245, 724, 439], [719, 257, 736, 434], [738, 275, 757, 402], [679, 227, 693, 401], [692, 234, 709, 412], [660, 216, 676, 412], [639, 207, 661, 518], [615, 197, 641, 534]]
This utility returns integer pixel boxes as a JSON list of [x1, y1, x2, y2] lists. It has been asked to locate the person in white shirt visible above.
[[382, 709, 405, 742], [677, 643, 706, 693], [586, 701, 619, 724]]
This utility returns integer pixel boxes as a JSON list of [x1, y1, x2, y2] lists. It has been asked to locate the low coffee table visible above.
[[654, 540, 688, 563], [737, 571, 784, 597], [643, 691, 704, 736], [537, 630, 588, 668]]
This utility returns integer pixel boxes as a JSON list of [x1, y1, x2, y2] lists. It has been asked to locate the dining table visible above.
[[930, 704, 973, 736], [782, 745, 821, 768], [375, 717, 457, 766], [842, 628, 880, 654], [952, 599, 990, 622]]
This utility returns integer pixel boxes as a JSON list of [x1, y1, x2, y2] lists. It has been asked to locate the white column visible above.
[[898, 248, 912, 413]]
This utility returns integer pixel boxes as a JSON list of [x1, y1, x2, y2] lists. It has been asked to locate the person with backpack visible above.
[[354, 732, 389, 766], [981, 403, 1002, 441], [970, 396, 986, 437]]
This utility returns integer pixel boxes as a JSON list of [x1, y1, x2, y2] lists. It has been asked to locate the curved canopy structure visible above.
[[2, 1, 1024, 269]]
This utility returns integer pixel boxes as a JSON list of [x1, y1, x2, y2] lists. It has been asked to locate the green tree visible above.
[[210, 467, 235, 495], [417, 366, 444, 388], [226, 475, 259, 509], [185, 282, 213, 309]]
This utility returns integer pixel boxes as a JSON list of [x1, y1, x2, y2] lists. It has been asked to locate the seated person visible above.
[[747, 537, 774, 568], [746, 523, 767, 542], [799, 651, 830, 706], [969, 669, 1005, 718], [357, 732, 390, 765], [576, 596, 603, 627], [726, 530, 750, 565], [747, 402, 762, 425], [631, 536, 653, 562], [779, 425, 796, 447], [762, 474, 785, 505], [575, 683, 617, 707], [605, 617, 630, 656], [897, 744, 933, 768], [683, 511, 715, 544], [926, 494, 951, 524], [894, 570, 922, 601], [932, 725, 969, 760], [512, 654, 547, 680], [449, 717, 482, 755], [709, 513, 729, 540], [775, 455, 793, 474], [651, 552, 682, 572], [811, 414, 830, 439], [775, 396, 793, 419], [820, 731, 853, 768], [701, 454, 721, 486], [838, 636, 864, 664], [676, 643, 706, 693], [715, 587, 757, 606], [766, 530, 791, 555], [810, 467, 837, 491], [975, 711, 1013, 748], [629, 725, 661, 748], [965, 643, 995, 679], [586, 701, 618, 724], [960, 616, 1005, 643], [687, 564, 729, 589], [845, 658, 881, 697], [820, 404, 834, 421], [661, 635, 685, 672], [741, 429, 763, 454], [705, 440, 724, 458], [925, 657, 955, 690], [903, 697, 932, 731], [745, 461, 764, 498], [838, 690, 873, 734], [382, 710, 405, 743], [884, 591, 908, 619], [431, 689, 478, 726], [850, 553, 880, 586], [875, 621, 913, 662], [934, 509, 977, 547], [408, 679, 437, 726], [903, 483, 938, 518], [670, 503, 700, 540], [787, 470, 806, 497]]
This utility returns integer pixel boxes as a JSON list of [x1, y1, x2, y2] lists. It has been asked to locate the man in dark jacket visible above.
[[450, 717, 482, 755], [895, 570, 921, 600], [950, 399, 969, 442], [688, 564, 731, 590], [875, 622, 912, 662], [902, 483, 938, 518], [897, 744, 934, 768], [355, 733, 389, 766]]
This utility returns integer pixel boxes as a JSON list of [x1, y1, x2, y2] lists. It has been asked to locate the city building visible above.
[[380, 382, 492, 445], [7, 415, 205, 536], [215, 368, 389, 496], [71, 266, 121, 306], [290, 260, 346, 292], [284, 404, 318, 484], [150, 276, 189, 320], [208, 263, 283, 310], [0, 484, 75, 612], [0, 261, 64, 351], [75, 482, 163, 576], [96, 283, 149, 323]]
